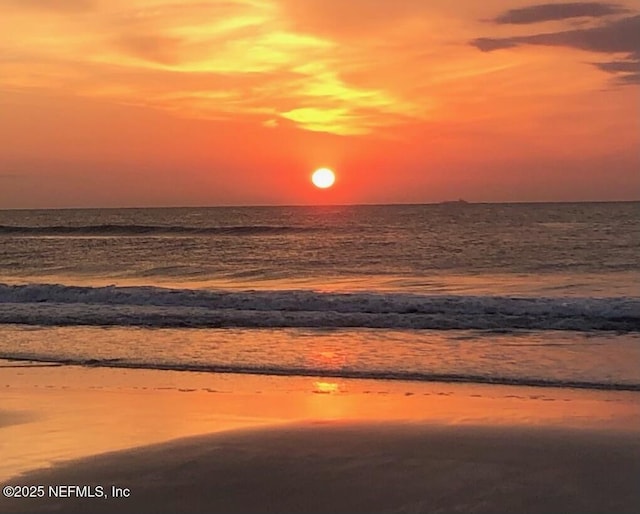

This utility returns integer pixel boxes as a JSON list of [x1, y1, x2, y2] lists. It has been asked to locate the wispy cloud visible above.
[[593, 57, 640, 84], [0, 0, 439, 136], [474, 14, 640, 53], [492, 2, 629, 24], [473, 10, 640, 85]]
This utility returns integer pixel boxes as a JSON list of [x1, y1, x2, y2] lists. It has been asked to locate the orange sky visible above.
[[1, 0, 638, 208]]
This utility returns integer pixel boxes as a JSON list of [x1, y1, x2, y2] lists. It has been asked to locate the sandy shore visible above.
[[2, 361, 640, 513]]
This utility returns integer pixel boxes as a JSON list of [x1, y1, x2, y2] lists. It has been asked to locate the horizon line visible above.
[[1, 199, 639, 212]]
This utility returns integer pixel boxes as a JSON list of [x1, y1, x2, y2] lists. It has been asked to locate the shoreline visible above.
[[4, 355, 639, 392]]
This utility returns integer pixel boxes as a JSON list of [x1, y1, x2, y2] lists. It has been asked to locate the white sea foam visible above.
[[0, 283, 638, 331]]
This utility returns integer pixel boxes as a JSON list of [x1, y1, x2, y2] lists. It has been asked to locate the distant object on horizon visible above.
[[440, 199, 469, 205]]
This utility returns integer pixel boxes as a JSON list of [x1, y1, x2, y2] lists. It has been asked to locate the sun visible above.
[[311, 168, 336, 189]]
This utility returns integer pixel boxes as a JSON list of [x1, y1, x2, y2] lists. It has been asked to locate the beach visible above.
[[2, 361, 639, 514]]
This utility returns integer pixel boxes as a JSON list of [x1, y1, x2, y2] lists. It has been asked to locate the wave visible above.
[[1, 354, 638, 391], [0, 283, 639, 331], [0, 224, 315, 237]]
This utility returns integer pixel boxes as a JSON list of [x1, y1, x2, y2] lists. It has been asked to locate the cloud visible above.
[[593, 57, 640, 83], [492, 2, 629, 24], [474, 14, 640, 53], [0, 0, 425, 137], [472, 13, 640, 85], [615, 72, 640, 84]]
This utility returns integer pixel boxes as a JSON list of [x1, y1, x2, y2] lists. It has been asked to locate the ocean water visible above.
[[0, 202, 639, 391]]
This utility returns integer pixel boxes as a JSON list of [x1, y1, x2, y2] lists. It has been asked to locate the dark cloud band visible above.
[[493, 2, 629, 24], [473, 13, 640, 85]]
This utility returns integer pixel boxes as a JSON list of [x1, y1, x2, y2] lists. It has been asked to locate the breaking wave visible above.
[[0, 283, 638, 332]]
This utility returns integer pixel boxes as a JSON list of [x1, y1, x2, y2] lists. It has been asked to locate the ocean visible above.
[[0, 202, 639, 391]]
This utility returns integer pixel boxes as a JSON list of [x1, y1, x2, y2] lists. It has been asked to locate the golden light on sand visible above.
[[311, 168, 336, 189]]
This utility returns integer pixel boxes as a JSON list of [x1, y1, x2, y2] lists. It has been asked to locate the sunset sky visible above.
[[1, 0, 638, 208]]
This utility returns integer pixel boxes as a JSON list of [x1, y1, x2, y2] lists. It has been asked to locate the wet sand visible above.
[[1, 361, 639, 513]]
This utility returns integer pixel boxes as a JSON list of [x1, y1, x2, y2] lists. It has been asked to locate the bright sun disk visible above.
[[312, 168, 335, 189]]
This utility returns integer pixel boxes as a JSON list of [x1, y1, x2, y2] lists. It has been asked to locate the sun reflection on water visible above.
[[313, 381, 339, 394]]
